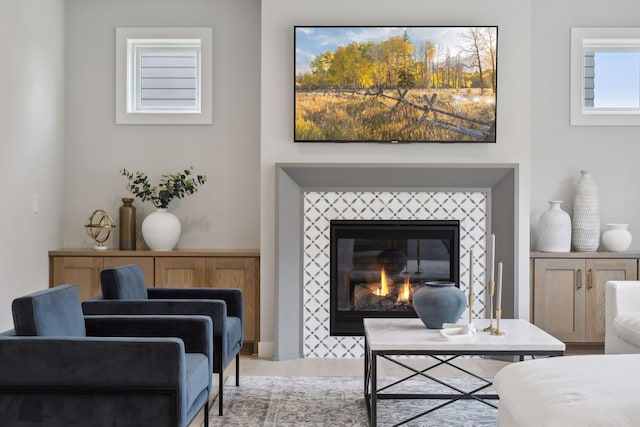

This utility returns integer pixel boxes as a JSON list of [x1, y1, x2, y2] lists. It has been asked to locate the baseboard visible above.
[[258, 341, 275, 359]]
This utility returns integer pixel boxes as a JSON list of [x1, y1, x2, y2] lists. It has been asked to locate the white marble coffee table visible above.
[[363, 318, 565, 426]]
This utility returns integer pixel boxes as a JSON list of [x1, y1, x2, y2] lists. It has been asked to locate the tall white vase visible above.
[[572, 170, 600, 252], [141, 208, 181, 251], [537, 201, 571, 252]]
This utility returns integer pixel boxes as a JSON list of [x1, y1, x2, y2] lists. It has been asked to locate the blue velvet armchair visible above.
[[0, 285, 213, 427], [81, 264, 243, 416]]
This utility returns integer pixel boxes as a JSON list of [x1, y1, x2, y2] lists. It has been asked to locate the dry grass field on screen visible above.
[[295, 88, 495, 142]]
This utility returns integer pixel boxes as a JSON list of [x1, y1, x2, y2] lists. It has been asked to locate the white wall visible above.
[[261, 0, 532, 357], [531, 0, 640, 250], [6, 0, 637, 354], [0, 0, 66, 331], [64, 0, 260, 250]]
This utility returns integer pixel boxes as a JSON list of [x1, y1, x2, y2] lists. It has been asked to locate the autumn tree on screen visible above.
[[297, 28, 496, 93]]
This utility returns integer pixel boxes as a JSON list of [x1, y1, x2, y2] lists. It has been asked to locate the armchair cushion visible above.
[[100, 264, 148, 299], [185, 353, 211, 413], [12, 285, 86, 337], [227, 316, 243, 359]]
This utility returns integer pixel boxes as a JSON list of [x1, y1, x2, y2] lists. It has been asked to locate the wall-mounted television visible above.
[[294, 26, 497, 143]]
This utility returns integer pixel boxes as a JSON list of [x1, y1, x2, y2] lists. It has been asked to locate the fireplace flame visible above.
[[397, 278, 411, 303], [373, 267, 389, 296]]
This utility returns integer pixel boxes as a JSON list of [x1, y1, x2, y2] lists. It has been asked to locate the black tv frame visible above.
[[294, 25, 498, 143]]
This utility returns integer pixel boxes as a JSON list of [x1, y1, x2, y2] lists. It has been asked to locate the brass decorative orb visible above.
[[84, 209, 116, 250]]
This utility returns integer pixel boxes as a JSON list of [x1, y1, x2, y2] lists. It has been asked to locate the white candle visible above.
[[469, 249, 474, 297], [496, 262, 503, 311], [490, 233, 496, 283]]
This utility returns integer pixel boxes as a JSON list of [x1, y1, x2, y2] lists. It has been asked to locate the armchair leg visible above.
[[236, 353, 240, 386], [204, 401, 210, 427], [218, 373, 224, 416]]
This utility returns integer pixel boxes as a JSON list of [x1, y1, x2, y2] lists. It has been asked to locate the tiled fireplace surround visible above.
[[275, 163, 518, 360]]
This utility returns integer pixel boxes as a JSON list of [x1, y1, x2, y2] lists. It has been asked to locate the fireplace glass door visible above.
[[330, 219, 460, 335]]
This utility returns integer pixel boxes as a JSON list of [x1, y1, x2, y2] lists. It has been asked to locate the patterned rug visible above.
[[209, 376, 498, 427]]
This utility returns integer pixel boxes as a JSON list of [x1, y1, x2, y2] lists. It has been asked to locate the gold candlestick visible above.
[[492, 309, 505, 336], [468, 294, 474, 325], [483, 281, 496, 332]]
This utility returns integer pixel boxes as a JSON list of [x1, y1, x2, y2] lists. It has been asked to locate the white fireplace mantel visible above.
[[275, 162, 518, 360]]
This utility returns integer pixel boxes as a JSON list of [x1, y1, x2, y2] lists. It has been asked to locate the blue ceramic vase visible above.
[[412, 281, 466, 329]]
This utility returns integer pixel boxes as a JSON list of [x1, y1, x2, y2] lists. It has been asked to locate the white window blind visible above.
[[128, 39, 201, 113], [116, 27, 212, 125]]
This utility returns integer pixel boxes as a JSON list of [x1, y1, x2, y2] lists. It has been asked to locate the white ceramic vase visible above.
[[572, 170, 600, 251], [602, 224, 632, 252], [537, 201, 571, 252], [141, 208, 181, 251]]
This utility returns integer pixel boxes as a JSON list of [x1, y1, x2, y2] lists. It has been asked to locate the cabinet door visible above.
[[51, 257, 103, 301], [155, 257, 206, 287], [533, 258, 586, 342], [585, 259, 637, 342], [206, 257, 259, 346], [103, 257, 155, 287]]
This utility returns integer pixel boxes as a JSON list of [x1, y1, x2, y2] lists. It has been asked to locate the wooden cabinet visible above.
[[155, 257, 206, 287], [49, 249, 260, 353], [51, 256, 103, 302], [51, 256, 153, 301], [153, 255, 260, 352], [206, 257, 259, 350], [531, 253, 638, 343]]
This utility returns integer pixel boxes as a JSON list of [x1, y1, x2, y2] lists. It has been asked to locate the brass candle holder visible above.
[[483, 281, 496, 333], [492, 309, 506, 336]]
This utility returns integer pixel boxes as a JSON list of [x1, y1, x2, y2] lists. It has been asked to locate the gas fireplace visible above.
[[330, 219, 460, 335]]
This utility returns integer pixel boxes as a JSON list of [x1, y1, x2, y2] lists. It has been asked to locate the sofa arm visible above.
[[83, 299, 227, 337], [148, 287, 244, 320], [606, 281, 640, 347], [606, 281, 640, 317], [0, 336, 186, 388], [84, 315, 212, 368]]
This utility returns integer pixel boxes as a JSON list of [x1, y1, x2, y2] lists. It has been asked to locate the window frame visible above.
[[116, 27, 212, 125], [571, 27, 640, 126]]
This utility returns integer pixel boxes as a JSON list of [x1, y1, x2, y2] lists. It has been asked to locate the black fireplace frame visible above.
[[329, 219, 460, 336]]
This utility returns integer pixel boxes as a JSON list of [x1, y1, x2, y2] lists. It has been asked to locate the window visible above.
[[129, 39, 201, 113], [116, 28, 212, 125], [571, 27, 640, 126]]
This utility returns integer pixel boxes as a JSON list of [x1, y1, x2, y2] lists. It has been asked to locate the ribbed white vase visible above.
[[572, 171, 600, 252], [141, 208, 181, 251], [537, 201, 571, 252]]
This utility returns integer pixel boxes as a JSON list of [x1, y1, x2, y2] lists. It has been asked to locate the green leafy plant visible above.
[[120, 167, 207, 209]]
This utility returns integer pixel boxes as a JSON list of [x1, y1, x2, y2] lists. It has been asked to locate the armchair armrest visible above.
[[85, 315, 212, 361], [606, 281, 640, 340], [0, 336, 186, 388], [83, 299, 227, 337], [147, 288, 244, 320]]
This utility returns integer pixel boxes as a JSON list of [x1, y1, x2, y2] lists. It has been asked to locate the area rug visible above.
[[209, 376, 498, 427]]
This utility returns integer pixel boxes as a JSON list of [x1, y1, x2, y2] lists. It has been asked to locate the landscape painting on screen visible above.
[[294, 26, 497, 143]]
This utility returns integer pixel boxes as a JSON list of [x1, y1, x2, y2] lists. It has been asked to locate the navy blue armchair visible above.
[[0, 285, 213, 427], [82, 264, 243, 415]]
